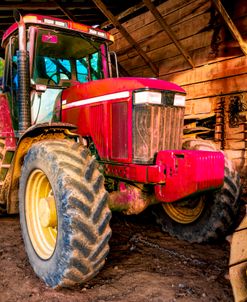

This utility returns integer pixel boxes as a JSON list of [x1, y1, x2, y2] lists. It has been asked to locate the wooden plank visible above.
[[92, 0, 159, 76], [212, 0, 247, 55], [113, 13, 247, 61], [160, 55, 247, 86], [185, 97, 216, 116], [112, 2, 210, 48], [101, 1, 150, 29], [131, 45, 212, 77], [110, 0, 198, 37], [116, 5, 247, 78], [131, 55, 191, 78], [111, 11, 211, 55], [117, 29, 213, 63], [130, 41, 244, 79], [119, 31, 213, 71], [183, 74, 247, 100], [224, 149, 247, 174], [130, 42, 245, 81], [143, 0, 194, 68], [160, 43, 243, 77], [224, 140, 246, 150], [112, 0, 209, 41]]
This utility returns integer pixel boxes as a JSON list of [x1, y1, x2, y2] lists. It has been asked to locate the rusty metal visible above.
[[108, 182, 155, 215], [133, 105, 185, 163], [5, 123, 77, 214], [229, 95, 247, 128], [229, 205, 247, 302], [214, 96, 225, 149]]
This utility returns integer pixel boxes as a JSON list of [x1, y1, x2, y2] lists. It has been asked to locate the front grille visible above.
[[133, 105, 185, 163]]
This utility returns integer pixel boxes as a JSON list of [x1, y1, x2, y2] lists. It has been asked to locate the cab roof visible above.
[[2, 14, 114, 48]]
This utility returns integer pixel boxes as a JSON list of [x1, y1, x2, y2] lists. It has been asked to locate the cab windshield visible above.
[[32, 28, 108, 86]]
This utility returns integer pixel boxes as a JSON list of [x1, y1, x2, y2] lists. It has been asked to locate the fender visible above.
[[5, 122, 77, 214]]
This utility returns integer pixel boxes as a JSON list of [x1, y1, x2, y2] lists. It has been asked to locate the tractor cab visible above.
[[2, 14, 113, 126]]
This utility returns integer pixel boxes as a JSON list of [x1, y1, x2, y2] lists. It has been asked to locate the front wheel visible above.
[[153, 139, 241, 243], [19, 139, 112, 288]]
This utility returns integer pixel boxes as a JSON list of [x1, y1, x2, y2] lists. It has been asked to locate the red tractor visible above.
[[0, 13, 241, 288]]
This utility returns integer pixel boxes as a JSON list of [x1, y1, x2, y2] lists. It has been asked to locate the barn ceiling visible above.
[[0, 0, 165, 38], [0, 0, 246, 75]]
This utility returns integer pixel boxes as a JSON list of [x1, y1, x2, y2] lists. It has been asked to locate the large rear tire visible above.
[[153, 139, 241, 243], [19, 139, 111, 288]]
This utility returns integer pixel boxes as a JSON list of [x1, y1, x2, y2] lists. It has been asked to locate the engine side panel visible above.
[[62, 90, 132, 162]]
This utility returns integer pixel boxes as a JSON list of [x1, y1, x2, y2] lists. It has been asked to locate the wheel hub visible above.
[[25, 169, 58, 260], [38, 196, 57, 228], [163, 196, 205, 224]]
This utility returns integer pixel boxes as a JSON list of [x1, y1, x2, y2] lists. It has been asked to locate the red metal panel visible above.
[[111, 102, 128, 159], [61, 77, 185, 104], [61, 77, 185, 162], [0, 94, 16, 149], [104, 150, 224, 203], [155, 150, 224, 202], [104, 162, 166, 184], [89, 104, 108, 158]]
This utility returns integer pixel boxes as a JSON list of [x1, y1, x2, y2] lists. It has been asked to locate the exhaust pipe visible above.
[[14, 10, 31, 133]]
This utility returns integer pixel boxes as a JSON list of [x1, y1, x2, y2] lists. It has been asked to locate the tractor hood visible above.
[[61, 77, 185, 104], [60, 77, 186, 164]]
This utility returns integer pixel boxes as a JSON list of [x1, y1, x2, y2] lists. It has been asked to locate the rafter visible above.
[[92, 0, 159, 76], [0, 3, 96, 11], [212, 0, 247, 56], [143, 0, 195, 68], [101, 1, 148, 29], [48, 0, 76, 21]]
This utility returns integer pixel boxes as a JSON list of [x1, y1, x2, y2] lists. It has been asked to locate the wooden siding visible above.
[[109, 0, 247, 191]]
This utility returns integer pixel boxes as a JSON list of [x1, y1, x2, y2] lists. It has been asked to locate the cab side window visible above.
[[4, 37, 18, 91]]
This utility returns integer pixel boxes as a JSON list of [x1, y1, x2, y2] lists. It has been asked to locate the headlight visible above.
[[174, 94, 186, 107], [134, 91, 162, 105]]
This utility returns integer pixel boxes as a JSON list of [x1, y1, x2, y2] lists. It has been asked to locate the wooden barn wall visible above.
[[109, 0, 247, 186]]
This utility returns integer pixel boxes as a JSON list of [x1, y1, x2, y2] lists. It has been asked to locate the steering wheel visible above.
[[47, 72, 69, 85]]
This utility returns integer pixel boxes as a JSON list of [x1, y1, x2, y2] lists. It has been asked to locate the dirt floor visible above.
[[0, 210, 234, 302]]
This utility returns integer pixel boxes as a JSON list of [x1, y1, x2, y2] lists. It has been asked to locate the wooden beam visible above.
[[118, 63, 130, 77], [0, 4, 97, 10], [92, 0, 159, 76], [142, 0, 195, 68], [101, 2, 148, 29], [212, 0, 247, 56], [48, 0, 76, 21]]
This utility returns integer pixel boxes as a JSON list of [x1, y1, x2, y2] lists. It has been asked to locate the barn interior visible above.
[[0, 0, 246, 194], [0, 1, 246, 301]]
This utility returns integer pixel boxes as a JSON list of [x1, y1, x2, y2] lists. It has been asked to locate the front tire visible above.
[[153, 139, 241, 243], [19, 139, 111, 288]]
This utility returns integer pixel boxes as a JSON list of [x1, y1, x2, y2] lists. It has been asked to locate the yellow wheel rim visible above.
[[163, 197, 205, 224], [25, 169, 57, 260]]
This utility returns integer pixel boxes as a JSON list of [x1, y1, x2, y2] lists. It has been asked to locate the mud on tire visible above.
[[153, 139, 241, 243], [19, 139, 112, 288]]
